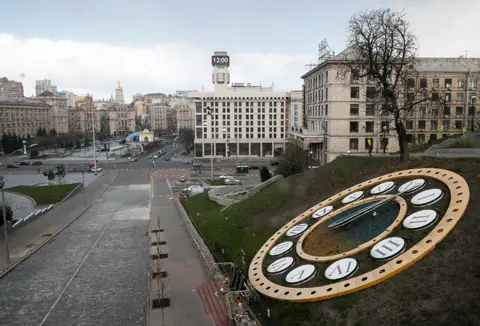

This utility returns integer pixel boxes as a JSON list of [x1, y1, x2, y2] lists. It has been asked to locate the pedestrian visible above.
[[367, 139, 372, 157]]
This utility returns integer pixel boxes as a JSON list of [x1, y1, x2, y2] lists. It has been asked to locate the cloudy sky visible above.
[[0, 0, 477, 101]]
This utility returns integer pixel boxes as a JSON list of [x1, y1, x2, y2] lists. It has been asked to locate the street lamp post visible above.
[[22, 140, 27, 155], [382, 125, 387, 154], [206, 108, 214, 181], [0, 175, 10, 264], [470, 95, 476, 132]]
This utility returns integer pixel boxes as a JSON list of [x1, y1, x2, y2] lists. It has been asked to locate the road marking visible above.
[[38, 190, 128, 326]]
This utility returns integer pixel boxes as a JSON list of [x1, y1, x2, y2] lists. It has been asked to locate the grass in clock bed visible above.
[[6, 183, 80, 205], [181, 156, 480, 326]]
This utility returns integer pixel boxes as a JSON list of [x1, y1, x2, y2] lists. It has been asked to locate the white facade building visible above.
[[115, 81, 125, 104], [189, 51, 289, 159], [61, 90, 76, 108], [35, 79, 57, 96]]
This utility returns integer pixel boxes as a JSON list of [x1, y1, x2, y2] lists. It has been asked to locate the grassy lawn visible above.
[[206, 179, 225, 186], [402, 133, 463, 153], [7, 183, 80, 205], [182, 156, 480, 326]]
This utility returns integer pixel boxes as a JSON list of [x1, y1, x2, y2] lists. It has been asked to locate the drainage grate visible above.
[[151, 229, 164, 233], [151, 241, 167, 246], [41, 233, 52, 237], [151, 254, 168, 260], [152, 298, 171, 309], [152, 271, 168, 278]]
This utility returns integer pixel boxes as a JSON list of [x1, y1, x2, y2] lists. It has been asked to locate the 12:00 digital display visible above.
[[211, 55, 230, 66]]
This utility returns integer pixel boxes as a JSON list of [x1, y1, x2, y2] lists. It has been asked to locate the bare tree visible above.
[[340, 9, 438, 161], [154, 216, 170, 325]]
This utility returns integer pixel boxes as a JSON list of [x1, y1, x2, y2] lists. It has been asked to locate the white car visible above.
[[180, 176, 186, 182], [153, 155, 159, 159], [219, 175, 234, 180], [90, 167, 103, 172], [224, 178, 242, 185]]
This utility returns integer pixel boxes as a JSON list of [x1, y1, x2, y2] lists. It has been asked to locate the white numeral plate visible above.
[[403, 210, 438, 230], [370, 237, 406, 260], [269, 241, 293, 256], [341, 191, 364, 204], [286, 223, 309, 237], [285, 264, 316, 284], [411, 189, 443, 206], [312, 205, 334, 219], [324, 258, 358, 280], [370, 181, 396, 195], [267, 257, 294, 274], [398, 179, 426, 193]]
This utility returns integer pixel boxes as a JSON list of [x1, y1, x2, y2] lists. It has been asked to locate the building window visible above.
[[407, 78, 415, 88], [350, 87, 360, 99], [351, 69, 360, 84], [406, 120, 413, 129], [365, 121, 374, 132], [366, 105, 375, 116], [349, 138, 359, 150], [455, 107, 464, 117], [455, 120, 463, 129], [433, 93, 440, 102], [443, 120, 450, 130], [418, 120, 426, 129], [456, 93, 464, 102], [445, 79, 452, 89], [350, 104, 359, 116], [430, 120, 438, 130], [350, 121, 359, 133], [418, 134, 425, 143], [443, 106, 451, 116], [432, 78, 439, 88], [366, 87, 376, 99], [457, 79, 464, 88], [420, 78, 427, 89]]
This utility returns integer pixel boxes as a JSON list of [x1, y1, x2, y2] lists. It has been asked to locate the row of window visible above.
[[203, 101, 285, 108], [348, 119, 467, 133]]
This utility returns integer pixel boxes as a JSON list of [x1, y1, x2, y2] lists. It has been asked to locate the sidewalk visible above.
[[0, 170, 118, 276], [2, 192, 35, 220]]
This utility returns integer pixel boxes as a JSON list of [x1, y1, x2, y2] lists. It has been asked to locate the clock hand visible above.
[[328, 181, 419, 229]]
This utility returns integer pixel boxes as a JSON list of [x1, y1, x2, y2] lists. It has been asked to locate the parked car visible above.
[[180, 185, 204, 197], [224, 178, 242, 185], [7, 164, 18, 168], [249, 165, 260, 170], [179, 176, 186, 182], [19, 161, 30, 165], [270, 160, 279, 166], [32, 161, 43, 165], [164, 157, 170, 161], [153, 155, 159, 159]]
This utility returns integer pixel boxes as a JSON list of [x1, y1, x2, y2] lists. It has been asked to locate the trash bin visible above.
[[236, 165, 249, 174]]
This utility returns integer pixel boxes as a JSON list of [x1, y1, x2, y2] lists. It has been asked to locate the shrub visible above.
[[260, 166, 272, 182]]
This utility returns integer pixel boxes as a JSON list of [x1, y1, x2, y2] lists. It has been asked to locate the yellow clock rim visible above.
[[248, 168, 470, 302]]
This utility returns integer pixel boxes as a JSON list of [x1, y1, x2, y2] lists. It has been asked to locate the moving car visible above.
[[19, 161, 30, 165], [179, 176, 186, 182], [90, 167, 103, 172], [249, 165, 260, 170], [219, 175, 234, 180], [153, 155, 159, 159], [164, 157, 170, 161], [180, 185, 204, 198], [32, 161, 43, 165], [7, 164, 19, 168], [270, 160, 279, 166], [224, 178, 242, 185]]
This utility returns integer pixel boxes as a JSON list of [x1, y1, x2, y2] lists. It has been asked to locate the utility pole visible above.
[[0, 175, 10, 264], [81, 169, 86, 206], [91, 106, 98, 175]]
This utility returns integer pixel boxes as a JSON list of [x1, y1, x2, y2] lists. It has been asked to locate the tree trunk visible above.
[[395, 119, 409, 162]]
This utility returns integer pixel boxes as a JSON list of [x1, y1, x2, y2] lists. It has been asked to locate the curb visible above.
[[0, 171, 119, 279], [4, 190, 37, 207], [58, 182, 83, 205]]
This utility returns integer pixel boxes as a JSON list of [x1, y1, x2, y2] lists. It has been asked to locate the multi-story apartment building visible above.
[[134, 101, 147, 116], [68, 108, 87, 133], [0, 96, 50, 136], [61, 90, 76, 108], [173, 98, 195, 132], [290, 90, 303, 132], [35, 79, 57, 96], [295, 49, 480, 164], [132, 93, 144, 102], [149, 98, 171, 133], [0, 77, 24, 98], [189, 51, 288, 158], [36, 91, 69, 134], [144, 93, 168, 104]]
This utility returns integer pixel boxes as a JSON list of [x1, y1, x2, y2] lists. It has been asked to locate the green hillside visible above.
[[182, 156, 480, 326]]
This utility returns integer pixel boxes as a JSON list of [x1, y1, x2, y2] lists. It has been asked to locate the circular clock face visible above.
[[249, 168, 469, 302]]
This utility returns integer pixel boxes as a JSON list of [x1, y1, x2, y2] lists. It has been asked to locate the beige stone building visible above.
[[0, 77, 24, 98], [134, 101, 147, 116], [295, 51, 480, 164], [174, 98, 195, 132], [37, 91, 69, 134], [149, 98, 171, 133], [0, 96, 50, 136], [68, 108, 87, 134]]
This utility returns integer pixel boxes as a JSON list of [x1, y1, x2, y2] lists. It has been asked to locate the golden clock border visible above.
[[296, 195, 408, 262], [248, 168, 469, 302]]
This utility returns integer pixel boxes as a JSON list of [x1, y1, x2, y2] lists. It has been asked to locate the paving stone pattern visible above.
[[0, 183, 151, 326]]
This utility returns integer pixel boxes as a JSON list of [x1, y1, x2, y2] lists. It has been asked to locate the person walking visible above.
[[367, 138, 373, 157]]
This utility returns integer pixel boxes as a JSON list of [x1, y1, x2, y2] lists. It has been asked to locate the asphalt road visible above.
[[0, 170, 152, 326]]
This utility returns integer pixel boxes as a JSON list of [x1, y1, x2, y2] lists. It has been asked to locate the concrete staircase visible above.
[[196, 279, 229, 326]]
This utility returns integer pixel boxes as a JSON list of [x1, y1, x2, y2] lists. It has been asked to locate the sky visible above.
[[0, 0, 478, 101]]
